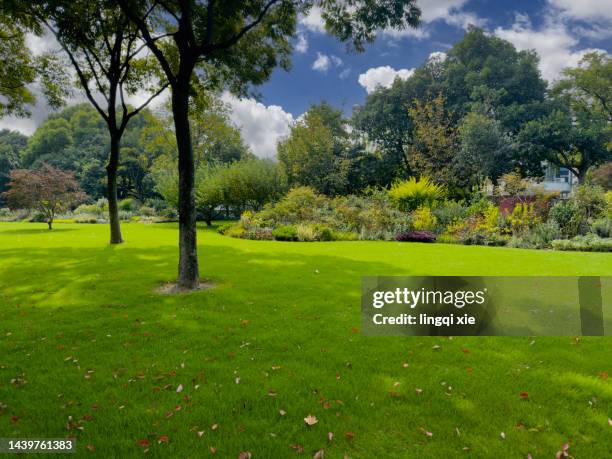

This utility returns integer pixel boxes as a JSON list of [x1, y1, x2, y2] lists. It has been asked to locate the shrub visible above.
[[549, 200, 582, 238], [433, 201, 466, 228], [573, 184, 607, 221], [73, 214, 98, 224], [388, 177, 446, 212], [118, 198, 139, 212], [606, 191, 612, 218], [591, 218, 612, 238], [244, 227, 274, 240], [552, 234, 612, 252], [74, 203, 104, 216], [313, 224, 334, 241], [411, 206, 437, 231], [508, 221, 560, 249], [296, 223, 317, 242], [225, 226, 246, 238], [138, 206, 156, 217], [508, 203, 539, 235], [118, 210, 133, 221], [331, 230, 359, 241], [395, 230, 436, 243], [591, 162, 612, 191], [217, 223, 233, 235], [272, 225, 298, 241], [436, 233, 459, 244]]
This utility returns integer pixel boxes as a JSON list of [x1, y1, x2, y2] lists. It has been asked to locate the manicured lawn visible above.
[[0, 221, 611, 458]]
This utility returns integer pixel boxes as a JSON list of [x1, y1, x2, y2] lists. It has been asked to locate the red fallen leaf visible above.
[[345, 432, 355, 441], [10, 416, 19, 424], [323, 402, 331, 409], [290, 444, 304, 453], [83, 414, 93, 421], [136, 439, 150, 448], [86, 444, 95, 452], [152, 387, 161, 392], [238, 452, 252, 459], [158, 435, 169, 444], [462, 349, 471, 354], [466, 368, 473, 374], [314, 449, 325, 459], [351, 327, 359, 333], [599, 372, 609, 380], [419, 427, 433, 437], [519, 391, 529, 399], [165, 411, 174, 418]]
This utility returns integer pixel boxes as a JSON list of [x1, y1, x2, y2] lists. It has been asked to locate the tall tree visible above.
[[0, 129, 27, 203], [19, 1, 168, 243], [117, 0, 422, 289]]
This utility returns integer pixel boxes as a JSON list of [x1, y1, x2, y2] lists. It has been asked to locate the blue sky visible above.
[[2, 0, 611, 158]]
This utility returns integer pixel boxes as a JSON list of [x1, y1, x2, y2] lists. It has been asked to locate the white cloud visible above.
[[358, 66, 415, 93], [300, 6, 325, 33], [547, 0, 612, 21], [221, 93, 294, 159], [312, 52, 343, 73], [295, 33, 308, 53], [339, 67, 351, 79], [312, 53, 330, 72], [428, 51, 447, 62], [494, 14, 607, 82]]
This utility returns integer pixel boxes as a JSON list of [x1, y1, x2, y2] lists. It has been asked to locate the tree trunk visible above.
[[107, 135, 124, 244], [47, 220, 52, 230], [172, 80, 200, 290]]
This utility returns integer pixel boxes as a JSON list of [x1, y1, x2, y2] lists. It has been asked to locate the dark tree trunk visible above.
[[47, 220, 52, 230], [171, 79, 200, 290], [107, 134, 124, 244]]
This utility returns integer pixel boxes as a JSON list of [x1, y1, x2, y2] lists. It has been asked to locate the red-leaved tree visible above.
[[3, 163, 86, 229]]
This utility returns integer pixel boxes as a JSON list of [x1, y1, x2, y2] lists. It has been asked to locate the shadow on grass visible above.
[[0, 227, 77, 235]]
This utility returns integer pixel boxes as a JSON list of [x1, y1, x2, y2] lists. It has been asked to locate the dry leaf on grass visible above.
[[304, 414, 318, 426]]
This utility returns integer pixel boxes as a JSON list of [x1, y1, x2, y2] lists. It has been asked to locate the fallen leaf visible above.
[[176, 384, 184, 393], [462, 349, 471, 354], [415, 388, 423, 395], [402, 363, 409, 368], [393, 381, 401, 387], [345, 432, 354, 441], [86, 444, 95, 452], [313, 449, 325, 458], [10, 416, 19, 424], [419, 427, 433, 437], [290, 444, 304, 453], [608, 418, 612, 426], [158, 435, 169, 444], [211, 424, 218, 431], [210, 446, 217, 454], [238, 452, 252, 459], [599, 372, 609, 380], [197, 431, 204, 437], [268, 390, 277, 397], [500, 432, 506, 440], [328, 432, 333, 442], [519, 391, 529, 399], [235, 377, 241, 384], [136, 439, 150, 448], [304, 414, 318, 426], [432, 345, 441, 350], [279, 409, 287, 416]]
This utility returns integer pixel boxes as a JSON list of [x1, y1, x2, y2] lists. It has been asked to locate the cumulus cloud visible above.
[[358, 66, 415, 93], [300, 6, 326, 33], [312, 52, 343, 73], [494, 14, 607, 82], [221, 93, 294, 159]]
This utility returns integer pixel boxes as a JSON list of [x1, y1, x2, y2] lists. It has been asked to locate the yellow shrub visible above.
[[412, 206, 437, 231]]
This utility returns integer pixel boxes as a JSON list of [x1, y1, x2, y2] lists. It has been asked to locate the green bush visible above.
[[433, 201, 466, 229], [388, 177, 446, 212], [272, 225, 298, 241], [549, 200, 582, 238], [296, 223, 317, 242], [118, 198, 139, 212], [138, 206, 156, 217], [591, 218, 612, 238], [313, 224, 334, 241], [331, 230, 359, 241], [73, 214, 99, 224], [74, 203, 104, 216], [508, 221, 560, 249], [244, 227, 274, 240], [225, 226, 246, 238], [216, 223, 233, 235], [552, 234, 612, 252]]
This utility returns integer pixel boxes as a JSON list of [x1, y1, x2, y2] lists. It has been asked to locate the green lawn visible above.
[[0, 222, 611, 458]]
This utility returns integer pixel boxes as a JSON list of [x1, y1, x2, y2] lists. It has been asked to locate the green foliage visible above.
[[272, 225, 298, 241], [590, 162, 612, 190], [388, 176, 446, 212], [549, 200, 582, 238], [552, 234, 612, 252], [411, 206, 437, 230], [432, 200, 466, 229], [508, 221, 560, 249], [591, 218, 612, 238], [508, 203, 539, 235], [118, 198, 139, 212], [0, 129, 27, 203]]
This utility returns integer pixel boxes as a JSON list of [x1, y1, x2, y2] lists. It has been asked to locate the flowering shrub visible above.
[[395, 230, 436, 242], [411, 206, 437, 231]]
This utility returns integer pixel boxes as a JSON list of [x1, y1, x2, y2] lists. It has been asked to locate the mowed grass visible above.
[[0, 222, 611, 458]]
